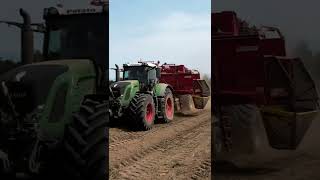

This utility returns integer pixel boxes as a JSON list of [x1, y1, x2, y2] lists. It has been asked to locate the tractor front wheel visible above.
[[63, 98, 108, 180], [129, 94, 155, 130]]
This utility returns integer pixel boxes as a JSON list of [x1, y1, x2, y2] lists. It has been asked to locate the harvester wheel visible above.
[[63, 98, 108, 180], [159, 88, 174, 123], [128, 94, 155, 130]]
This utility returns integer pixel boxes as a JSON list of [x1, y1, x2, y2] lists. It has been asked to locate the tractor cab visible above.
[[42, 5, 109, 93], [122, 62, 159, 91], [43, 6, 108, 63]]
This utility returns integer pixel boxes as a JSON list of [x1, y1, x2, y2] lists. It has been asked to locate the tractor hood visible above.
[[0, 59, 95, 115], [0, 63, 68, 115], [110, 80, 139, 107], [110, 80, 138, 96]]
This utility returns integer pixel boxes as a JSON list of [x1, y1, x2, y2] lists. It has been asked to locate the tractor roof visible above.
[[44, 1, 108, 18], [44, 7, 106, 18], [124, 62, 158, 67]]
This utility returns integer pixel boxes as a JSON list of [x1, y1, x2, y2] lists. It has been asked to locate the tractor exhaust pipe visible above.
[[19, 8, 33, 65], [115, 64, 120, 82]]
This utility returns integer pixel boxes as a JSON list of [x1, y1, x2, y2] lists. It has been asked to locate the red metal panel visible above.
[[212, 11, 292, 105], [260, 39, 286, 56], [160, 64, 200, 95]]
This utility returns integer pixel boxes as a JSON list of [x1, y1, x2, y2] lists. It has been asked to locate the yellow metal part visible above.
[[260, 105, 319, 150], [192, 95, 209, 109], [176, 94, 210, 115]]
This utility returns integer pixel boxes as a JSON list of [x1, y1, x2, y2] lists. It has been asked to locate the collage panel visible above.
[[213, 1, 320, 180], [0, 1, 109, 179], [109, 0, 211, 179]]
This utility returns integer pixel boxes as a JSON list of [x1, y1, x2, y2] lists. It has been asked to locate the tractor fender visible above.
[[154, 83, 173, 97]]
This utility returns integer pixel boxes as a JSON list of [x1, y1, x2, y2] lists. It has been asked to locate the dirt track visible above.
[[109, 104, 211, 180], [215, 112, 320, 180]]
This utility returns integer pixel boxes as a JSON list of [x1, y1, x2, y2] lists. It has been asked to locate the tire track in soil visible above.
[[109, 113, 194, 144], [158, 126, 211, 180], [190, 158, 211, 180], [109, 117, 186, 146], [109, 111, 211, 179], [109, 99, 210, 146], [111, 116, 210, 180], [163, 125, 211, 180], [109, 112, 208, 150]]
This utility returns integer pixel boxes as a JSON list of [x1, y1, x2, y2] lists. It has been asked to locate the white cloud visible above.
[[110, 11, 211, 79]]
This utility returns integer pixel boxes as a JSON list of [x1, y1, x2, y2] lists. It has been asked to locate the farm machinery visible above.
[[212, 11, 320, 162], [0, 2, 108, 179], [109, 61, 210, 130]]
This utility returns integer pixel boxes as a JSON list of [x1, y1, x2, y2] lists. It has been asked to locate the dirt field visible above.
[[215, 112, 320, 180], [109, 104, 211, 180]]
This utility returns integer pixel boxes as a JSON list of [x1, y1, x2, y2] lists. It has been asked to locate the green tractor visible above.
[[0, 2, 108, 180], [109, 61, 175, 130]]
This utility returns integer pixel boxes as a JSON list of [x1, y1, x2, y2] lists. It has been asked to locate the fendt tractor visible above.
[[213, 11, 320, 165], [109, 61, 210, 130], [0, 1, 108, 179]]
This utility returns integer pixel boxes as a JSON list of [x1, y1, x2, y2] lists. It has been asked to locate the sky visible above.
[[109, 0, 211, 80], [213, 0, 320, 54]]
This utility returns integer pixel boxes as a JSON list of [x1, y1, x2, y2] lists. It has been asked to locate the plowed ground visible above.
[[109, 103, 211, 180]]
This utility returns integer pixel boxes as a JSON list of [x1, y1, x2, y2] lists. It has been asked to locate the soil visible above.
[[109, 101, 211, 180], [215, 111, 320, 180]]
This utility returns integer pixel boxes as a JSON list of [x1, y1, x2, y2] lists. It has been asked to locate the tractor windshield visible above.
[[123, 66, 148, 83], [44, 13, 108, 68], [123, 66, 158, 89]]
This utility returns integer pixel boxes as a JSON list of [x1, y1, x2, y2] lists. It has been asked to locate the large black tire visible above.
[[158, 88, 174, 123], [63, 98, 108, 180], [128, 94, 155, 130]]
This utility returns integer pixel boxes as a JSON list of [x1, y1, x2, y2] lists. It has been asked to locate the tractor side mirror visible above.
[[156, 68, 161, 78]]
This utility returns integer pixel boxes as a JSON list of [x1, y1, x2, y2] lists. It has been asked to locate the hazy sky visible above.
[[110, 0, 211, 80], [213, 0, 320, 53]]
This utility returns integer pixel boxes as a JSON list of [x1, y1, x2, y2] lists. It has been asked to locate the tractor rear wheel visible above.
[[128, 94, 155, 130], [159, 88, 174, 123], [63, 98, 108, 180]]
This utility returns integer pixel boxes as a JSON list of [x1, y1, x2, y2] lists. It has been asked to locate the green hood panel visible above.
[[0, 59, 97, 140], [110, 80, 139, 107], [35, 59, 96, 81]]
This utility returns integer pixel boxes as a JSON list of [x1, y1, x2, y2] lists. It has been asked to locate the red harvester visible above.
[[212, 11, 319, 162], [159, 63, 210, 114]]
